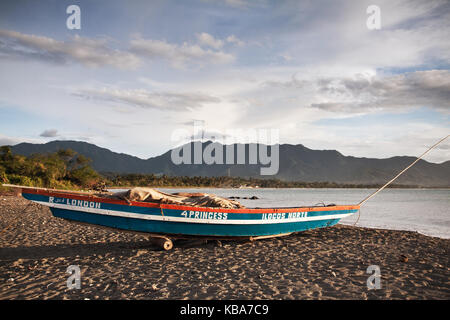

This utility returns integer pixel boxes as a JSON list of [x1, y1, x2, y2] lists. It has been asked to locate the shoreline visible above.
[[1, 195, 449, 300], [338, 221, 450, 241]]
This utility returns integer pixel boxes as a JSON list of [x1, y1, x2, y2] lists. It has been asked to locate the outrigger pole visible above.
[[1, 184, 99, 195], [357, 135, 449, 207]]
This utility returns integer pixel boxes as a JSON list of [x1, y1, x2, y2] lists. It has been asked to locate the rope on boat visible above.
[[357, 135, 449, 207], [352, 208, 361, 226]]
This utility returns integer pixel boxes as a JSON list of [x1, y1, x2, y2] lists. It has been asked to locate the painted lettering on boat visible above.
[[59, 198, 102, 209], [48, 196, 66, 204], [262, 211, 308, 220], [287, 211, 308, 219], [262, 212, 285, 220], [180, 210, 228, 220]]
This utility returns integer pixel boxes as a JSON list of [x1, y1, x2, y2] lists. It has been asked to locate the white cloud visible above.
[[196, 32, 224, 49], [0, 135, 21, 146], [195, 33, 245, 49], [0, 29, 140, 69], [226, 35, 245, 47], [266, 0, 450, 70], [73, 87, 221, 112], [130, 36, 234, 68], [195, 33, 245, 53], [0, 29, 237, 70], [0, 133, 42, 147]]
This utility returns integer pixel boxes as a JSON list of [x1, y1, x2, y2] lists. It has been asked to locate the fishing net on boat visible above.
[[110, 187, 245, 209]]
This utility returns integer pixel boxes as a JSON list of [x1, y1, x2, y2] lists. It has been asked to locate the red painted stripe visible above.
[[22, 188, 360, 214]]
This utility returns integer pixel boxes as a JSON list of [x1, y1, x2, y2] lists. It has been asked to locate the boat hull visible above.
[[22, 190, 359, 237]]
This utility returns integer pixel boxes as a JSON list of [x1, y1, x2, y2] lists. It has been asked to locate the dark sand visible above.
[[0, 195, 448, 300]]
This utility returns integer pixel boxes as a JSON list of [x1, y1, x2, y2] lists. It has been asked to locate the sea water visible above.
[[156, 188, 450, 239]]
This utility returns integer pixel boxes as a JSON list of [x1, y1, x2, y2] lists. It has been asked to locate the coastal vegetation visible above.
[[0, 147, 420, 191], [0, 146, 102, 190]]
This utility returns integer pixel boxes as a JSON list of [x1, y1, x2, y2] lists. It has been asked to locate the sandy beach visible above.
[[0, 194, 448, 300]]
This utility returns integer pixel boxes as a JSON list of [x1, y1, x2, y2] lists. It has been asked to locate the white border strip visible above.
[[34, 201, 354, 225]]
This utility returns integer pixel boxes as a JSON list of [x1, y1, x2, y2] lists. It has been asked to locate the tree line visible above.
[[0, 146, 101, 190]]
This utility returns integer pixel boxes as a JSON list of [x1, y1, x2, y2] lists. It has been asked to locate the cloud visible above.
[[196, 33, 245, 49], [0, 135, 20, 146], [130, 36, 234, 68], [0, 29, 238, 70], [261, 70, 450, 115], [74, 87, 221, 112], [0, 29, 140, 69], [312, 70, 450, 114], [39, 129, 59, 137], [262, 74, 306, 89], [196, 32, 224, 49], [239, 0, 450, 70], [0, 134, 43, 147], [226, 35, 245, 47]]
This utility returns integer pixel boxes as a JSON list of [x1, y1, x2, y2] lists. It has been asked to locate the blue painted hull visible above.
[[22, 191, 358, 237], [50, 207, 340, 236]]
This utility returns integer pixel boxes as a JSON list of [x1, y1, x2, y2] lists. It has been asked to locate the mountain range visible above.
[[9, 140, 450, 187]]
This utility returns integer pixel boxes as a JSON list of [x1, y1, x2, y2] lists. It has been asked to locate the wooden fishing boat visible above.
[[7, 185, 358, 249]]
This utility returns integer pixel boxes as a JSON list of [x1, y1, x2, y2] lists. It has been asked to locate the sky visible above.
[[0, 0, 449, 163]]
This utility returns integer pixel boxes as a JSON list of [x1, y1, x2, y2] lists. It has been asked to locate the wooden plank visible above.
[[249, 232, 293, 241]]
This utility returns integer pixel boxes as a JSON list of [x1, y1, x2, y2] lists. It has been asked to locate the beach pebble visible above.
[[135, 249, 148, 257], [12, 259, 24, 267]]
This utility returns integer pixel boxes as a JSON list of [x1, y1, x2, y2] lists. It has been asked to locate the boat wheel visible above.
[[152, 237, 173, 250]]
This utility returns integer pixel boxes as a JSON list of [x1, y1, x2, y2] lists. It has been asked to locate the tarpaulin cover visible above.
[[111, 187, 245, 209]]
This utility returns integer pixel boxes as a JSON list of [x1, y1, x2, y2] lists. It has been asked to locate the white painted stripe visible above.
[[33, 200, 354, 225]]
